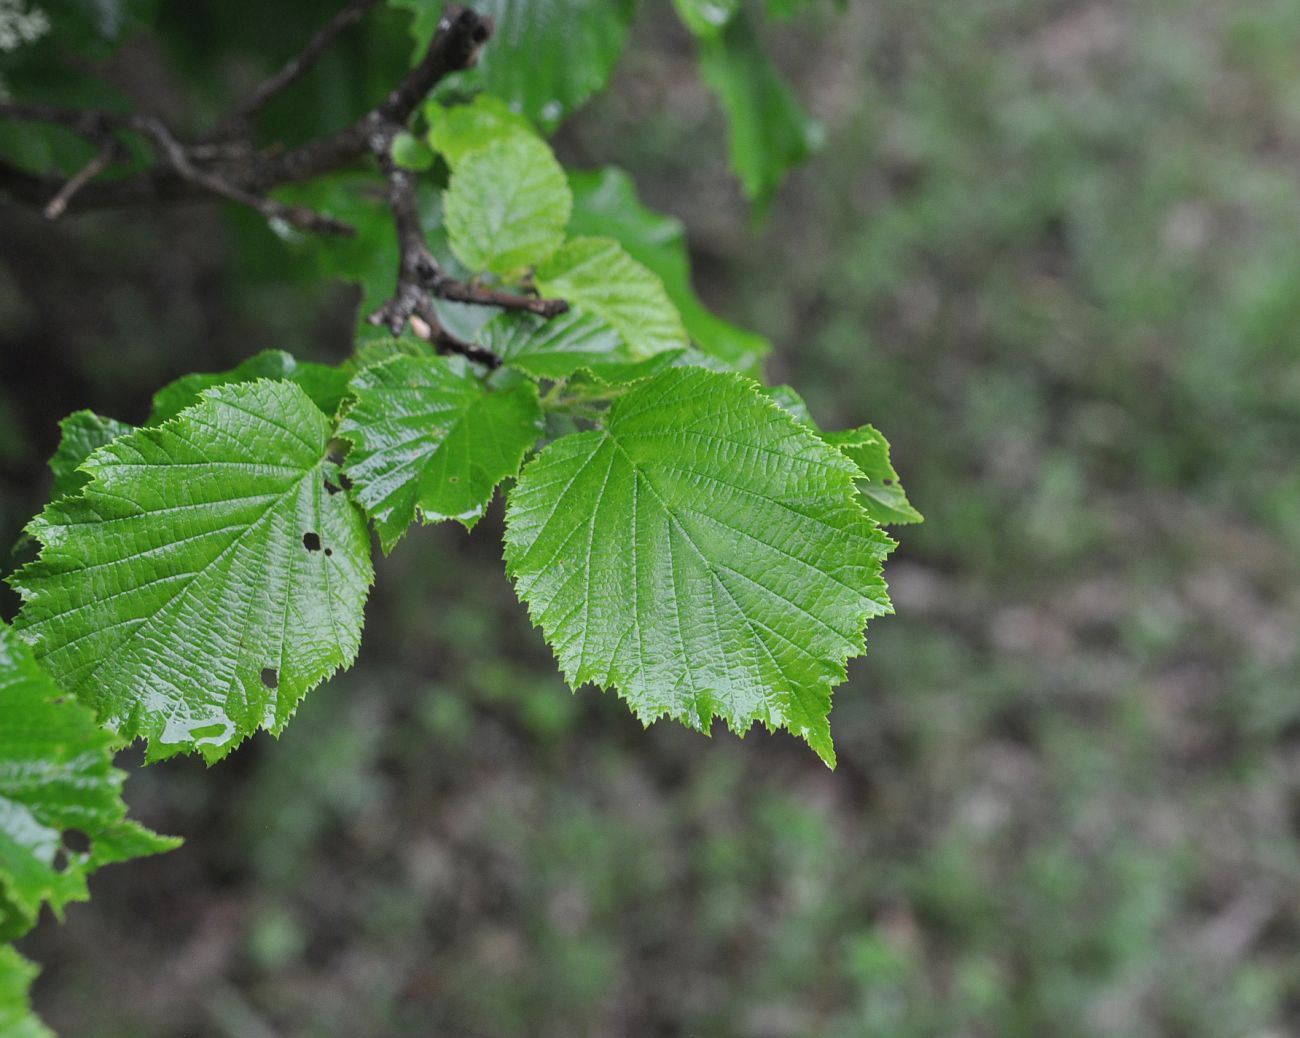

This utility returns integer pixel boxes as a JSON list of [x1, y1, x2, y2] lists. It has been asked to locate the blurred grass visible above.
[[3, 0, 1300, 1035]]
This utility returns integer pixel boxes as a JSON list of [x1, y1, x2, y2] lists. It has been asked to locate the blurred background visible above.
[[4, 0, 1300, 1034]]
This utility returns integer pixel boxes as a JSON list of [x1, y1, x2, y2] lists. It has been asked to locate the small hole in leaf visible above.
[[324, 479, 342, 495], [303, 532, 321, 552], [338, 472, 354, 491], [448, 475, 459, 484], [62, 828, 91, 855], [52, 849, 69, 873], [324, 548, 333, 557], [881, 478, 894, 486], [261, 668, 279, 689]]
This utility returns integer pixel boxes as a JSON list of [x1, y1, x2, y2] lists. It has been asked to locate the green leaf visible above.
[[766, 386, 921, 526], [10, 381, 374, 763], [444, 135, 571, 275], [0, 622, 179, 941], [762, 384, 814, 425], [149, 350, 350, 425], [535, 237, 689, 360], [671, 0, 741, 39], [0, 947, 54, 1038], [483, 310, 684, 383], [345, 335, 436, 375], [391, 130, 435, 171], [465, 0, 637, 130], [427, 94, 535, 167], [568, 167, 770, 371], [696, 10, 824, 205], [388, 0, 443, 56], [504, 367, 893, 765], [824, 426, 923, 526], [47, 411, 131, 500], [339, 355, 543, 551]]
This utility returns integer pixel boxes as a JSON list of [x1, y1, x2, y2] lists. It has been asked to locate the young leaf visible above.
[[824, 426, 923, 526], [391, 130, 435, 171], [0, 947, 54, 1038], [427, 95, 535, 167], [504, 367, 894, 765], [149, 349, 350, 425], [47, 411, 131, 500], [696, 11, 824, 205], [534, 237, 689, 360], [482, 310, 683, 383], [568, 167, 770, 371], [339, 354, 543, 551], [0, 622, 179, 941], [10, 381, 374, 763], [443, 135, 571, 275]]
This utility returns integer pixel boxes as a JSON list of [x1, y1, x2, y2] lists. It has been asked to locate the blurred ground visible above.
[[3, 1, 1300, 1035]]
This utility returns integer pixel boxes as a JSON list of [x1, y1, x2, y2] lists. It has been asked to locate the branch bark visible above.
[[0, 5, 493, 217]]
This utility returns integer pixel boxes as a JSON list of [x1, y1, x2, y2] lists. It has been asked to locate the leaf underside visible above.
[[10, 380, 374, 763], [504, 367, 894, 765]]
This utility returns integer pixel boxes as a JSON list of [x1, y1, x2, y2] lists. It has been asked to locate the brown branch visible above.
[[0, 5, 495, 218], [428, 276, 569, 318], [211, 0, 380, 139], [411, 301, 504, 369], [130, 115, 354, 235]]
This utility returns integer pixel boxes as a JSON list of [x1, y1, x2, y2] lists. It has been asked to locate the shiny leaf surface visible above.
[[504, 367, 894, 765], [10, 381, 374, 762], [339, 354, 543, 550]]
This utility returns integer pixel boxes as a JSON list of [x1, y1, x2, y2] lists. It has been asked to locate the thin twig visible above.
[[0, 6, 495, 220], [211, 0, 380, 138], [429, 276, 569, 317], [413, 300, 503, 368], [131, 115, 354, 235], [44, 143, 118, 218]]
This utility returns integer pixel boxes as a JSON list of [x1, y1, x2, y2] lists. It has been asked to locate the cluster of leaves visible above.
[[0, 1, 908, 1032], [9, 96, 917, 765]]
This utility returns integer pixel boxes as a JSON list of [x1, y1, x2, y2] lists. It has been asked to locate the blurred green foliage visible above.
[[3, 0, 1300, 1035]]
